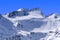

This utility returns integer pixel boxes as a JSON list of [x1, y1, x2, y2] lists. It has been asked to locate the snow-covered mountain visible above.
[[0, 8, 60, 40]]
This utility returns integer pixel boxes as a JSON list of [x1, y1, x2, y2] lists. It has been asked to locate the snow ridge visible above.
[[0, 8, 60, 40]]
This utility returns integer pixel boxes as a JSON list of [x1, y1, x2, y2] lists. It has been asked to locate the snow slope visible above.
[[0, 8, 60, 40]]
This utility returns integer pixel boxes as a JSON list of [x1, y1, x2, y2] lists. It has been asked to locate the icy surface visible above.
[[0, 8, 60, 40]]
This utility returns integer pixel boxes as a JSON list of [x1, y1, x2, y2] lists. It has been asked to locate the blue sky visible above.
[[0, 0, 60, 16]]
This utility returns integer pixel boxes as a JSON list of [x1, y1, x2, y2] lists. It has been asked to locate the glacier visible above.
[[0, 8, 60, 40]]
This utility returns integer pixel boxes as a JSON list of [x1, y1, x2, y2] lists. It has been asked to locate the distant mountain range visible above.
[[0, 8, 60, 40]]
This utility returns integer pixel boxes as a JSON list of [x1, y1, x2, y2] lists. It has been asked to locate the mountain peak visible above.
[[6, 8, 44, 18], [47, 13, 60, 19], [30, 8, 40, 11], [17, 8, 29, 12], [17, 8, 23, 11], [1, 8, 60, 40], [29, 8, 44, 18]]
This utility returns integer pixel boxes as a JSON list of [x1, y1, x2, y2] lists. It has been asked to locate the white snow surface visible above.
[[0, 8, 60, 40]]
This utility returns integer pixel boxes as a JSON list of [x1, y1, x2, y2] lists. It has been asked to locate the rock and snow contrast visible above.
[[0, 8, 60, 40]]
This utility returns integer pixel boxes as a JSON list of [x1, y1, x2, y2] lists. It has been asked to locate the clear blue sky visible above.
[[0, 0, 60, 16]]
